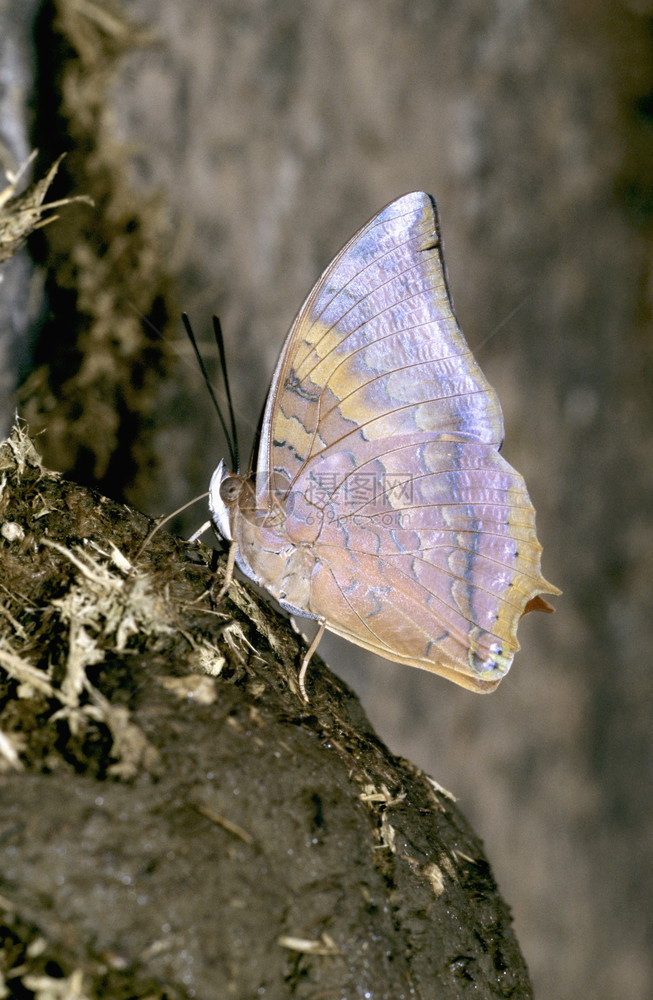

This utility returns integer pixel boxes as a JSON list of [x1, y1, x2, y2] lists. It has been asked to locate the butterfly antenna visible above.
[[182, 313, 239, 472], [212, 315, 240, 473]]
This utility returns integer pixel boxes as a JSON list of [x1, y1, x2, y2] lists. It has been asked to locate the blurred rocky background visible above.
[[2, 1, 652, 998]]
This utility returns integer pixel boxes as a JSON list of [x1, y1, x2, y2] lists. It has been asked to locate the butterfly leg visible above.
[[215, 540, 237, 601], [298, 617, 326, 701]]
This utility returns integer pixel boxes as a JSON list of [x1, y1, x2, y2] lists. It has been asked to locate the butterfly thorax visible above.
[[209, 460, 320, 620]]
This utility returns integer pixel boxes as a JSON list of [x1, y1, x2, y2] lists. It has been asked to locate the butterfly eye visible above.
[[220, 476, 243, 505]]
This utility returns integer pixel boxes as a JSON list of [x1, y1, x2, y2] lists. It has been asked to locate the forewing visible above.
[[256, 191, 503, 505]]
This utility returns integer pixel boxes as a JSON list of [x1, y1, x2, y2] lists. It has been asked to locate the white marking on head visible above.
[[209, 459, 233, 541]]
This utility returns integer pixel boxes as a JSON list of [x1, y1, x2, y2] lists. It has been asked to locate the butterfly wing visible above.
[[295, 440, 553, 691], [254, 192, 558, 690], [256, 192, 501, 498]]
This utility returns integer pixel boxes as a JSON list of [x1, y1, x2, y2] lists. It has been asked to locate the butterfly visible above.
[[209, 192, 559, 699]]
